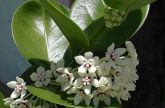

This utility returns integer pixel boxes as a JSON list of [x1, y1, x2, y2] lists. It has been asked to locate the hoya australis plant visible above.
[[1, 0, 156, 108]]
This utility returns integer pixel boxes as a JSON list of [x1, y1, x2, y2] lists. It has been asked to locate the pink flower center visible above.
[[110, 52, 117, 61], [82, 76, 92, 85], [64, 74, 71, 81], [16, 84, 26, 92], [38, 73, 46, 81], [84, 59, 93, 68]]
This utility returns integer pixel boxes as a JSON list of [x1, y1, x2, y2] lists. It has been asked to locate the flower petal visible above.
[[88, 66, 96, 74], [30, 73, 38, 81], [74, 78, 82, 88], [56, 67, 65, 74], [67, 87, 78, 94], [10, 91, 20, 99], [43, 79, 51, 86], [3, 98, 14, 105], [56, 75, 63, 83], [93, 97, 99, 108], [103, 95, 111, 106], [37, 66, 45, 74], [57, 59, 65, 67], [85, 95, 91, 106], [74, 93, 83, 105], [126, 82, 136, 91], [92, 79, 99, 88], [121, 92, 131, 101], [35, 81, 43, 87], [74, 56, 85, 65], [84, 85, 91, 95], [50, 62, 56, 71], [84, 52, 93, 59], [20, 90, 27, 99], [7, 81, 17, 89], [78, 66, 87, 77], [16, 76, 24, 84], [93, 56, 99, 65], [45, 70, 52, 78], [61, 83, 71, 91], [115, 48, 126, 57], [107, 43, 115, 53]]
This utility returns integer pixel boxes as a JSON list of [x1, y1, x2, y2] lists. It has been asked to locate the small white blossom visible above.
[[50, 59, 65, 77], [3, 98, 14, 106], [73, 74, 99, 95], [30, 66, 52, 87], [106, 43, 126, 66], [9, 99, 32, 108], [93, 89, 111, 108], [111, 82, 136, 103], [7, 76, 27, 99], [75, 52, 99, 77], [98, 76, 112, 91], [68, 88, 91, 106], [97, 62, 111, 77], [56, 68, 74, 91]]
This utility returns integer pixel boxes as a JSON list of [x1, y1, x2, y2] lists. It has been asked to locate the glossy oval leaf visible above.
[[12, 0, 69, 63], [103, 0, 156, 11], [70, 0, 105, 30], [40, 0, 89, 49], [28, 85, 120, 108], [70, 0, 150, 52]]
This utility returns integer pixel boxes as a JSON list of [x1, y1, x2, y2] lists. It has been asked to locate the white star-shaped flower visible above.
[[106, 43, 126, 66], [56, 68, 74, 91], [98, 76, 112, 91], [9, 99, 32, 108], [111, 82, 136, 104], [7, 76, 27, 99], [3, 98, 14, 107], [68, 88, 91, 106], [30, 66, 52, 87], [92, 89, 111, 108], [73, 74, 99, 95], [97, 62, 111, 77], [75, 52, 99, 77], [50, 59, 65, 77]]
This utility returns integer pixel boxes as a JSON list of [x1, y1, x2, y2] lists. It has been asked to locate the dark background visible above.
[[122, 0, 165, 108], [0, 0, 165, 108]]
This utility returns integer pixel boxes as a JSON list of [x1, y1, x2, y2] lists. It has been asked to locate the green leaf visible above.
[[0, 91, 8, 108], [28, 85, 120, 108], [70, 0, 150, 52], [104, 0, 156, 11], [40, 0, 89, 49], [70, 0, 105, 30], [12, 0, 69, 63]]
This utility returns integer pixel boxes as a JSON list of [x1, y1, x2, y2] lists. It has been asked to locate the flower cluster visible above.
[[3, 41, 138, 108], [3, 77, 54, 108], [50, 41, 139, 107], [3, 77, 32, 108], [104, 7, 127, 28]]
